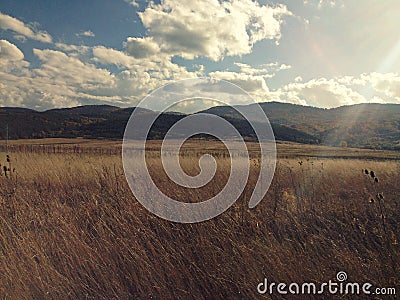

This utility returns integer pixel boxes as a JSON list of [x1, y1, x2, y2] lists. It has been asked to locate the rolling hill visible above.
[[202, 102, 400, 150], [1, 102, 400, 149]]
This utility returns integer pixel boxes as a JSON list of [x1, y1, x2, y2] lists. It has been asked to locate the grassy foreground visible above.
[[0, 141, 399, 299]]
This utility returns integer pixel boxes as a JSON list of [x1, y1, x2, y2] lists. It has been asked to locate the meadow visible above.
[[0, 139, 399, 299]]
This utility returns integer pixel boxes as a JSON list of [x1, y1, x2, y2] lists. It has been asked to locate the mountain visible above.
[[202, 102, 400, 150], [0, 102, 400, 149], [0, 104, 317, 144], [47, 105, 121, 117]]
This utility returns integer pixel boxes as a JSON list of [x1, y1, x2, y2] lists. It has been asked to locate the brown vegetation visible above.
[[0, 141, 399, 299]]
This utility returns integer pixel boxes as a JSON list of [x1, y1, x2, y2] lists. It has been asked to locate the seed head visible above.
[[370, 170, 375, 178], [364, 169, 369, 175], [374, 177, 379, 183]]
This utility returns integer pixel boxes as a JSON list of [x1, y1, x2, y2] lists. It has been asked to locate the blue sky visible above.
[[0, 0, 400, 110]]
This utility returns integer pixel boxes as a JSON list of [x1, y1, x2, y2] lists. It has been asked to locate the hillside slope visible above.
[[1, 102, 400, 149]]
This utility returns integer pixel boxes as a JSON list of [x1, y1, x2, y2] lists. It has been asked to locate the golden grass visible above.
[[0, 143, 399, 299], [3, 138, 400, 160]]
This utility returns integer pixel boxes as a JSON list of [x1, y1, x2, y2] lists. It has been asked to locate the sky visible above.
[[0, 0, 400, 111]]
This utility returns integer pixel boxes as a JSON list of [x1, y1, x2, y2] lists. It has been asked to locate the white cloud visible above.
[[276, 73, 400, 108], [294, 76, 303, 82], [280, 78, 366, 107], [55, 43, 90, 54], [205, 71, 400, 108], [0, 39, 24, 61], [54, 43, 92, 62], [0, 41, 204, 110], [0, 1, 294, 110], [210, 71, 268, 92], [93, 46, 138, 67], [304, 0, 342, 8], [0, 39, 29, 70], [205, 62, 292, 101], [124, 37, 160, 58], [0, 12, 52, 43], [76, 30, 95, 37], [360, 72, 400, 100], [2, 39, 400, 110], [124, 0, 139, 8], [128, 0, 292, 61], [321, 73, 400, 103], [279, 64, 292, 70], [209, 70, 273, 102], [0, 44, 121, 109], [33, 49, 114, 87], [93, 45, 202, 80], [234, 62, 291, 77]]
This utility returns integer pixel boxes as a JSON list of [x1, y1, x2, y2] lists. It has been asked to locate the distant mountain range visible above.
[[1, 102, 400, 150]]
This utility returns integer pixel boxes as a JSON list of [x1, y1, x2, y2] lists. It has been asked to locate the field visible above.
[[0, 139, 399, 299]]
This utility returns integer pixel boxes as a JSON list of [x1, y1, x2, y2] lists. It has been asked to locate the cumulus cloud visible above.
[[54, 43, 92, 62], [0, 39, 24, 61], [332, 73, 400, 103], [360, 72, 400, 100], [0, 1, 294, 110], [303, 0, 342, 8], [2, 39, 400, 109], [124, 37, 160, 58], [124, 0, 140, 8], [5, 1, 398, 111], [234, 62, 291, 77], [93, 46, 137, 67], [0, 40, 204, 110], [0, 43, 118, 109], [0, 39, 29, 70], [93, 45, 203, 80], [205, 69, 400, 108], [126, 0, 292, 61], [55, 43, 90, 54], [294, 76, 303, 82], [0, 12, 52, 43], [280, 78, 366, 107], [210, 71, 269, 93], [277, 73, 400, 108], [76, 30, 95, 37], [0, 47, 123, 109], [208, 70, 274, 103], [33, 49, 114, 87], [206, 62, 291, 101], [3, 38, 398, 110]]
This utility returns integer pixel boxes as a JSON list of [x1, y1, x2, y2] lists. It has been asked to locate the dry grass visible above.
[[0, 143, 399, 299], [3, 138, 400, 160]]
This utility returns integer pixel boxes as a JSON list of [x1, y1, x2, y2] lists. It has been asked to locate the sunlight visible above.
[[377, 35, 400, 74]]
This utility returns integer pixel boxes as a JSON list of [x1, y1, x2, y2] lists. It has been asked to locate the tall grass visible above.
[[0, 150, 399, 299]]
